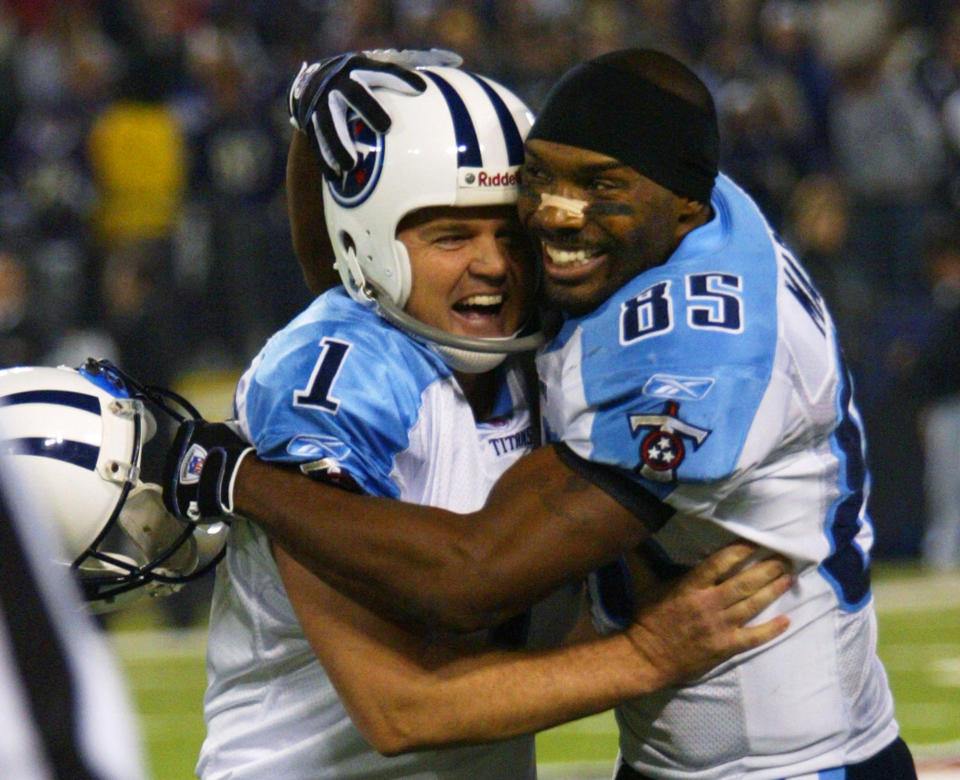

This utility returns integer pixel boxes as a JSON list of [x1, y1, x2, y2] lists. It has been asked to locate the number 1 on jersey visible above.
[[293, 338, 352, 413]]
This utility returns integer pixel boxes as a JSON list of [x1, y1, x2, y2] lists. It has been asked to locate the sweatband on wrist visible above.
[[528, 61, 719, 203]]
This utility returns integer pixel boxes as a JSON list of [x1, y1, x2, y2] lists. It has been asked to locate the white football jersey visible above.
[[537, 175, 899, 778], [199, 289, 578, 779]]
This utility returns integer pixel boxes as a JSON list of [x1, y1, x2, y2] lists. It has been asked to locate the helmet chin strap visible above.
[[365, 280, 546, 366]]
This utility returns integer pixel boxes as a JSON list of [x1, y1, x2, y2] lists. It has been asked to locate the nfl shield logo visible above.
[[188, 453, 205, 476], [178, 443, 207, 485]]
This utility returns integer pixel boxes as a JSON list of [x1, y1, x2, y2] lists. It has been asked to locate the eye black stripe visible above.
[[423, 71, 483, 168], [466, 73, 525, 166], [0, 438, 99, 471], [0, 390, 101, 415]]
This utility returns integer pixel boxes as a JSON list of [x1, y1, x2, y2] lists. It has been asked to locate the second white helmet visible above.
[[0, 361, 227, 612]]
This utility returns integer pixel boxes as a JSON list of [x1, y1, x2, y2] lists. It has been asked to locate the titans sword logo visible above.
[[628, 401, 710, 482]]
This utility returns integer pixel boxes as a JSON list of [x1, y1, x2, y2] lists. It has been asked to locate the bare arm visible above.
[[286, 129, 341, 295], [274, 541, 791, 755], [235, 444, 649, 632]]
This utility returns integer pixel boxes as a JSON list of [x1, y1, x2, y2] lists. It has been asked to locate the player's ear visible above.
[[286, 130, 342, 296], [675, 195, 711, 240]]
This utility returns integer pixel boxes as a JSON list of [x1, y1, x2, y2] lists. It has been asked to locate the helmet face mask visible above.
[[323, 66, 545, 371], [0, 359, 226, 613]]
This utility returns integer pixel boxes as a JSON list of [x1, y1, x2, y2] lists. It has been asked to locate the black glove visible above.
[[288, 48, 462, 178], [163, 420, 254, 522]]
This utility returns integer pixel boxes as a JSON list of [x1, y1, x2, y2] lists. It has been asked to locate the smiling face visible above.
[[397, 204, 536, 341], [517, 139, 711, 317]]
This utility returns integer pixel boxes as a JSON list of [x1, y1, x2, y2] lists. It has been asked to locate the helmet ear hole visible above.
[[332, 230, 371, 302], [337, 230, 355, 256]]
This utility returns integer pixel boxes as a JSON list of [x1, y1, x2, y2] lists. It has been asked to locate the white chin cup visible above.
[[432, 343, 509, 374]]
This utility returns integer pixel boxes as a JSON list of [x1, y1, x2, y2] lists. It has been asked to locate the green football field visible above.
[[108, 563, 960, 780]]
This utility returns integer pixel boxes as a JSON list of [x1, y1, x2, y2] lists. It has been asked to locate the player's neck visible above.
[[455, 369, 501, 422]]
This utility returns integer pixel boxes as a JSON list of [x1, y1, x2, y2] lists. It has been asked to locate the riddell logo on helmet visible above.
[[462, 169, 519, 187]]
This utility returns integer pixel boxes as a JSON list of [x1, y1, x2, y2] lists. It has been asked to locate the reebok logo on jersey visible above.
[[642, 374, 715, 401], [628, 401, 710, 482], [286, 434, 351, 461]]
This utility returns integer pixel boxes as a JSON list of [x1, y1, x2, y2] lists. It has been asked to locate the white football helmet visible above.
[[323, 65, 544, 372], [0, 360, 227, 613]]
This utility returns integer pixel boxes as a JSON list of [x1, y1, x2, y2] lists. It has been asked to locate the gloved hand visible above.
[[288, 48, 463, 178], [163, 419, 255, 522]]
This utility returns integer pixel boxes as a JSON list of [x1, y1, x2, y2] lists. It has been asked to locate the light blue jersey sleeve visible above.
[[540, 176, 789, 498], [236, 288, 450, 499]]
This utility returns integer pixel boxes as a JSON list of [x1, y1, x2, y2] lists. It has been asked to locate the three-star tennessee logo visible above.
[[628, 401, 710, 482]]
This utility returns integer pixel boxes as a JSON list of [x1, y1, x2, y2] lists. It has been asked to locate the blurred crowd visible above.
[[1, 0, 959, 578]]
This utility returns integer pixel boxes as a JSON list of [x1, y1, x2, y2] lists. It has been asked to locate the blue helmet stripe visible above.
[[0, 390, 101, 415], [467, 74, 525, 166], [423, 71, 483, 168], [1, 437, 99, 471]]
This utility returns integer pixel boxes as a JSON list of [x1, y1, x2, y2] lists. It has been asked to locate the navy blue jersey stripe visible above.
[[467, 73, 525, 166], [0, 390, 101, 415], [1, 438, 99, 471], [423, 71, 483, 167], [819, 362, 871, 610]]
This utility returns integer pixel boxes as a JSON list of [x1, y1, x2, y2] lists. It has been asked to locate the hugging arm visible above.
[[234, 443, 651, 632], [273, 541, 790, 755]]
